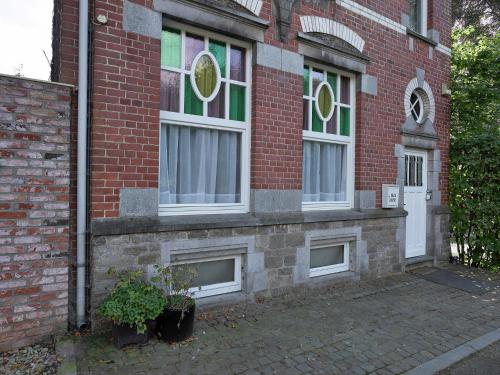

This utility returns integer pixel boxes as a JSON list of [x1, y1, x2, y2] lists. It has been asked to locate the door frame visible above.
[[404, 149, 428, 258]]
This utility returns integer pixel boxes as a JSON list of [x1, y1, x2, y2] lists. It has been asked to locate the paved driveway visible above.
[[73, 264, 500, 375]]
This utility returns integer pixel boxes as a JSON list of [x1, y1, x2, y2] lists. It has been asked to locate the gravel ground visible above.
[[1, 341, 61, 375]]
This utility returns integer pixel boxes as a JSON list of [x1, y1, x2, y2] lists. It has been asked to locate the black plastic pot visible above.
[[111, 322, 151, 349], [155, 301, 196, 343]]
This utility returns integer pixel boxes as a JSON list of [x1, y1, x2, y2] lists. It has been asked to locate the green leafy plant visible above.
[[449, 27, 500, 271], [98, 270, 166, 334], [153, 264, 197, 318]]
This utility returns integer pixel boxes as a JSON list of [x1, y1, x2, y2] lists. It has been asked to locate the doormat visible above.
[[411, 268, 494, 295]]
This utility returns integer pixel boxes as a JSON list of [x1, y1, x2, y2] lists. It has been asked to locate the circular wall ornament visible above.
[[190, 51, 221, 102], [314, 81, 335, 122]]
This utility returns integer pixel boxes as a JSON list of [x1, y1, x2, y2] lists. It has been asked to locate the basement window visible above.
[[309, 242, 349, 277], [173, 255, 242, 298]]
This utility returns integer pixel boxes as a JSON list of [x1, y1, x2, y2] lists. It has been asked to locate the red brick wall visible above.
[[55, 0, 451, 216], [0, 75, 72, 351]]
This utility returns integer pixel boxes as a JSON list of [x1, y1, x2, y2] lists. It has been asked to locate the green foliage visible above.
[[98, 270, 166, 334], [450, 27, 500, 270], [152, 264, 197, 312]]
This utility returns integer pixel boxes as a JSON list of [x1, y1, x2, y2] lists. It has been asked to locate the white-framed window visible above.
[[408, 0, 428, 36], [159, 21, 251, 216], [302, 63, 355, 210], [309, 242, 349, 277], [173, 255, 242, 298]]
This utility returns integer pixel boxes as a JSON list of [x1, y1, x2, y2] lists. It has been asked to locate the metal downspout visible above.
[[76, 0, 89, 328]]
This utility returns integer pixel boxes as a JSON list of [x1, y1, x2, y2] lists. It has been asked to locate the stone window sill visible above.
[[406, 28, 438, 47]]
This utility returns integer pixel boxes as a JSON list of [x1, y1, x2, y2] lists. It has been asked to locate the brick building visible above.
[[51, 0, 451, 328]]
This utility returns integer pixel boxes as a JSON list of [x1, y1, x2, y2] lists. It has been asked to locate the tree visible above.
[[449, 27, 500, 270], [452, 0, 500, 37]]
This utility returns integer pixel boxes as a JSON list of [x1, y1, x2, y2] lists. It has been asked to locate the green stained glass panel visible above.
[[327, 72, 337, 100], [303, 67, 310, 96], [230, 84, 245, 121], [161, 28, 181, 68], [312, 105, 323, 132], [184, 76, 203, 115], [340, 107, 350, 136], [209, 40, 226, 78]]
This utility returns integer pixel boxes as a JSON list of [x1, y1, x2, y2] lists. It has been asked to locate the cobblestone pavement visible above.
[[74, 264, 500, 375], [438, 341, 500, 375]]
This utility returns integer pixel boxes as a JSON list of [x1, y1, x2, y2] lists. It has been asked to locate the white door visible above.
[[404, 150, 427, 258]]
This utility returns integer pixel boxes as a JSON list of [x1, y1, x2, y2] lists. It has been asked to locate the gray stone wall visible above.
[[89, 214, 405, 329]]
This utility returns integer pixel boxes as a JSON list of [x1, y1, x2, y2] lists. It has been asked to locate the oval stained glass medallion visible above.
[[315, 81, 335, 122], [191, 52, 221, 102]]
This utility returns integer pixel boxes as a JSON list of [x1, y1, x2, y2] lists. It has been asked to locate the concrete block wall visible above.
[[0, 75, 72, 351]]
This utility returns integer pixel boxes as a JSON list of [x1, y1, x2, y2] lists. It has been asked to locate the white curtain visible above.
[[303, 141, 347, 202], [160, 124, 240, 204]]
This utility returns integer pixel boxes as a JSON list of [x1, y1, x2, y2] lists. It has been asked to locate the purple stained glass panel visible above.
[[326, 107, 337, 134], [185, 33, 205, 70], [160, 70, 180, 112], [340, 76, 350, 104], [312, 69, 323, 95], [208, 84, 225, 119], [230, 46, 246, 82]]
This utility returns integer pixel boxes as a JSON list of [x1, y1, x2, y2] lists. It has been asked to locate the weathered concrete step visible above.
[[405, 255, 434, 271]]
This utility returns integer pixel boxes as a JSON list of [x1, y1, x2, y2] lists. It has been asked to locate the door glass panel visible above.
[[409, 156, 416, 186], [416, 157, 423, 186], [405, 155, 409, 186], [310, 245, 344, 268]]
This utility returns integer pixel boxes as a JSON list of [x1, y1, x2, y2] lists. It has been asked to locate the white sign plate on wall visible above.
[[382, 184, 400, 208]]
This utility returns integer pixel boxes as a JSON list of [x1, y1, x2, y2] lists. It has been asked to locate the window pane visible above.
[[161, 28, 181, 68], [340, 76, 350, 104], [303, 141, 347, 202], [405, 155, 409, 186], [184, 76, 203, 115], [229, 84, 245, 121], [326, 107, 337, 134], [185, 33, 204, 70], [303, 99, 309, 130], [160, 70, 180, 112], [416, 157, 423, 186], [409, 156, 416, 186], [327, 72, 337, 100], [188, 258, 235, 287], [317, 84, 333, 119], [409, 0, 422, 32], [209, 39, 226, 78], [230, 46, 246, 82], [312, 69, 323, 94], [340, 107, 350, 136], [159, 124, 241, 204], [310, 245, 344, 268], [194, 54, 218, 99], [304, 67, 310, 96], [312, 105, 323, 132], [208, 83, 225, 119]]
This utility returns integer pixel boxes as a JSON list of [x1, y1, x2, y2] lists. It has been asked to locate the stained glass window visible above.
[[302, 65, 354, 207], [159, 23, 251, 215]]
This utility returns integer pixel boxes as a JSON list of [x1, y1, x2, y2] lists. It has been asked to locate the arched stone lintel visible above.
[[233, 0, 263, 16], [299, 16, 365, 52]]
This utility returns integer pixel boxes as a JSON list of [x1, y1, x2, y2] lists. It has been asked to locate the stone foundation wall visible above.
[[88, 210, 406, 329]]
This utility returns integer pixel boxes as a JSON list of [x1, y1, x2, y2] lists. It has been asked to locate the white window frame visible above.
[[173, 255, 242, 298], [302, 61, 356, 211], [158, 21, 252, 216], [410, 0, 428, 36], [309, 241, 350, 277], [410, 91, 424, 123]]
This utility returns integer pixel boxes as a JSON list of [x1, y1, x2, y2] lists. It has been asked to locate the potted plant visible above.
[[98, 270, 166, 348], [152, 264, 198, 343]]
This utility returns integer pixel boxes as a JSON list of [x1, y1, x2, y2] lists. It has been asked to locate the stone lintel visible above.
[[253, 43, 304, 75], [356, 74, 378, 96], [119, 188, 158, 217], [123, 0, 162, 39], [154, 0, 269, 42]]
